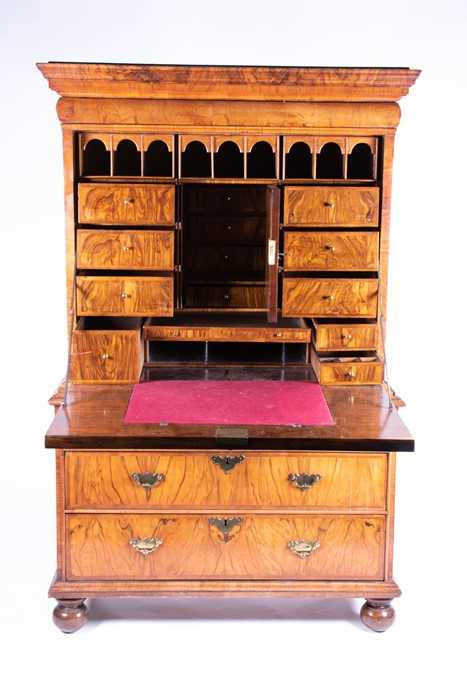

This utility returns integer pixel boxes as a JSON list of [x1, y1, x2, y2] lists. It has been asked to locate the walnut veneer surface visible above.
[[39, 63, 419, 633]]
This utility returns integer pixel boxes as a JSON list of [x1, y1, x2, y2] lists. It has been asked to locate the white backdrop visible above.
[[0, 1, 466, 698]]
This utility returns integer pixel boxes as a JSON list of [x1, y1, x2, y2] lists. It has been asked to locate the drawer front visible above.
[[76, 229, 174, 270], [65, 452, 387, 509], [318, 359, 384, 385], [76, 276, 174, 316], [184, 187, 266, 215], [284, 186, 380, 227], [313, 322, 378, 351], [67, 514, 385, 580], [284, 231, 378, 271], [144, 325, 310, 343], [185, 285, 266, 309], [78, 184, 175, 225], [185, 216, 265, 244], [186, 244, 265, 276], [69, 331, 143, 383], [282, 278, 378, 318]]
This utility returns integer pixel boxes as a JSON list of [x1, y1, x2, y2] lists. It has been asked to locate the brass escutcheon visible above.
[[129, 537, 163, 557], [131, 472, 166, 491], [288, 473, 322, 490], [209, 517, 243, 542], [287, 539, 320, 559], [211, 455, 245, 473]]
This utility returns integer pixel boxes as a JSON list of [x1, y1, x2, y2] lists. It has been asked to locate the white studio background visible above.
[[0, 1, 466, 698]]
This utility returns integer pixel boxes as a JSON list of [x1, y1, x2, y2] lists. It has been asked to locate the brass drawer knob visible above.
[[322, 294, 334, 301], [344, 369, 356, 380], [324, 244, 335, 252], [131, 471, 166, 491], [123, 198, 134, 205], [122, 245, 133, 252], [341, 332, 352, 342], [287, 540, 320, 559], [211, 455, 245, 473], [223, 293, 231, 302], [100, 353, 111, 361], [129, 537, 163, 557], [288, 473, 322, 490], [120, 292, 130, 300], [323, 201, 334, 208]]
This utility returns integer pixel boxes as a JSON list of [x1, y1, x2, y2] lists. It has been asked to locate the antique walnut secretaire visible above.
[[38, 63, 419, 633]]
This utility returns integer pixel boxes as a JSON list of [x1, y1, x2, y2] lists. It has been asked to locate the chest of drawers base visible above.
[[50, 448, 400, 633]]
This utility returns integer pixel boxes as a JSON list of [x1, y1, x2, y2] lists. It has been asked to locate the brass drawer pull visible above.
[[322, 294, 334, 301], [288, 473, 322, 490], [211, 455, 245, 473], [324, 244, 335, 252], [341, 332, 352, 342], [287, 540, 320, 559], [344, 369, 356, 380], [120, 292, 131, 300], [123, 197, 134, 205], [209, 517, 243, 543], [131, 472, 166, 491], [323, 201, 334, 208], [122, 245, 134, 252], [100, 353, 111, 361], [129, 537, 163, 557]]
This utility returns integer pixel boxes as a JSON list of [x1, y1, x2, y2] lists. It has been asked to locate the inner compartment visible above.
[[146, 340, 308, 365], [182, 184, 268, 311], [75, 316, 142, 331]]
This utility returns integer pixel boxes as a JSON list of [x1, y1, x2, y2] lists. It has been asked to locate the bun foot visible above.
[[53, 598, 88, 634], [360, 598, 395, 632]]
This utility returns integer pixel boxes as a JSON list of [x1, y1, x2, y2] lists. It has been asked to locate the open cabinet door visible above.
[[266, 185, 280, 323]]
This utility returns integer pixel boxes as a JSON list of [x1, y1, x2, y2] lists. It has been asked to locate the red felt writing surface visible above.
[[124, 380, 334, 426]]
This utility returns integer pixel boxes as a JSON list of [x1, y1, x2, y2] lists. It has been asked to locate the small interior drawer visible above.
[[284, 231, 379, 271], [70, 318, 143, 383], [282, 278, 378, 318], [185, 284, 266, 310], [310, 346, 384, 385], [76, 276, 174, 316], [284, 186, 380, 227], [77, 229, 174, 270], [78, 183, 175, 225], [312, 319, 378, 351]]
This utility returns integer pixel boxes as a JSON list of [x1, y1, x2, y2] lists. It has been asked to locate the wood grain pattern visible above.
[[70, 329, 143, 383], [76, 276, 174, 316], [37, 63, 420, 102], [66, 513, 385, 580], [78, 183, 175, 225], [284, 186, 380, 227], [312, 320, 378, 351], [284, 231, 379, 271], [76, 229, 174, 270], [65, 451, 387, 509], [309, 348, 384, 385], [282, 278, 378, 318], [143, 324, 310, 343]]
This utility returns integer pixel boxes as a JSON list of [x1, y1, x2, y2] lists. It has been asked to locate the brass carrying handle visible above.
[[288, 540, 320, 559], [131, 472, 166, 490], [288, 473, 322, 490], [211, 455, 245, 473], [129, 537, 163, 557]]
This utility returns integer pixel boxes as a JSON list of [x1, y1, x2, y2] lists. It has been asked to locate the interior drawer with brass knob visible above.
[[69, 318, 143, 384], [311, 319, 378, 351], [64, 451, 387, 509], [78, 183, 175, 225], [76, 229, 174, 271], [66, 513, 385, 581], [76, 275, 174, 316], [284, 231, 379, 271], [184, 284, 266, 310], [310, 346, 384, 385], [284, 186, 380, 227], [282, 278, 378, 318]]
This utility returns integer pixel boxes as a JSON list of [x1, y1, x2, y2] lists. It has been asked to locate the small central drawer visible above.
[[76, 229, 174, 270], [185, 284, 266, 309], [282, 278, 378, 318], [66, 513, 385, 581], [312, 319, 378, 351], [284, 186, 380, 227], [65, 451, 387, 509], [76, 276, 174, 316], [78, 183, 175, 225], [284, 231, 379, 271]]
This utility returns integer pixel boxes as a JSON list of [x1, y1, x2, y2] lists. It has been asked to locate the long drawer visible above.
[[282, 278, 378, 318], [78, 183, 175, 225], [143, 323, 311, 343], [284, 186, 380, 227], [65, 451, 387, 509], [66, 513, 385, 580], [284, 231, 379, 271], [76, 229, 174, 270], [76, 276, 174, 316]]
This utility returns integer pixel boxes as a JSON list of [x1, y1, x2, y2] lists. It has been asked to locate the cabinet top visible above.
[[37, 62, 421, 102]]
